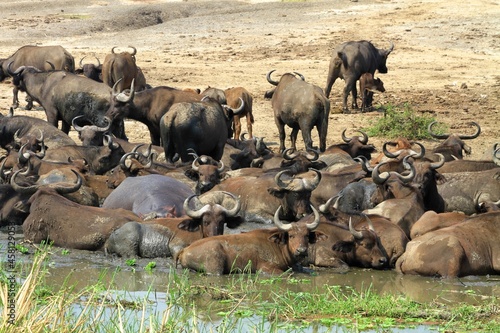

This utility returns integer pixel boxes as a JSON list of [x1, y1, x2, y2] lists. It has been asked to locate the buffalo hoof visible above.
[[11, 102, 19, 109]]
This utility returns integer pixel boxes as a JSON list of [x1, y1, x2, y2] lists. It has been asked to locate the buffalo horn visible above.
[[302, 168, 322, 191], [266, 70, 279, 86], [18, 143, 31, 164], [494, 147, 500, 167], [382, 141, 401, 158], [306, 205, 320, 230], [371, 161, 391, 184], [427, 121, 448, 140], [217, 191, 241, 217], [349, 217, 364, 240], [293, 72, 305, 81], [282, 147, 299, 160], [318, 195, 340, 214], [458, 122, 481, 140], [273, 206, 292, 231], [11, 169, 82, 195], [304, 148, 319, 161], [184, 194, 211, 219], [429, 153, 445, 170]]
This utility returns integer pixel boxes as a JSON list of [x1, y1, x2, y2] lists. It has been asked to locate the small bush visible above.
[[364, 103, 446, 140]]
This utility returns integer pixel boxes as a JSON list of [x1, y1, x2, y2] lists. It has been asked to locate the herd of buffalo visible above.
[[0, 41, 499, 278]]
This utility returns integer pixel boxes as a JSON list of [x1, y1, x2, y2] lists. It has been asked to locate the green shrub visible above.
[[364, 103, 446, 140]]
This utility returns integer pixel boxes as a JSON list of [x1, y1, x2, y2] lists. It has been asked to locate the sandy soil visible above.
[[0, 0, 498, 159]]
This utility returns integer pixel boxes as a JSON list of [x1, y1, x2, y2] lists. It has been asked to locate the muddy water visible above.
[[2, 226, 499, 332]]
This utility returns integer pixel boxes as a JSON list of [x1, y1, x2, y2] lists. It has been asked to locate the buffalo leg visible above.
[[233, 115, 242, 140], [290, 126, 300, 151], [342, 78, 357, 113], [276, 118, 287, 153], [11, 87, 19, 109], [246, 113, 253, 139]]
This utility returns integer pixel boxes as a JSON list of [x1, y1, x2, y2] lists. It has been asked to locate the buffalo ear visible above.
[[184, 169, 200, 181], [332, 240, 354, 253], [311, 161, 327, 170], [267, 187, 285, 198], [308, 231, 328, 244], [177, 219, 200, 232], [269, 231, 285, 244], [225, 216, 244, 229]]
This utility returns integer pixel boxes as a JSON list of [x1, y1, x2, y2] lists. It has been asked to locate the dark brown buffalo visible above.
[[300, 215, 388, 270], [104, 191, 241, 258], [427, 121, 481, 161], [184, 155, 225, 194], [359, 72, 385, 112], [8, 65, 125, 140], [42, 135, 125, 175], [177, 206, 320, 275], [75, 55, 102, 82], [0, 45, 75, 109], [324, 40, 393, 113], [101, 46, 138, 92], [319, 196, 408, 266], [160, 97, 243, 163], [396, 212, 500, 278], [323, 129, 376, 160], [12, 169, 142, 249], [0, 112, 76, 151], [266, 70, 329, 152], [107, 85, 202, 145], [363, 157, 425, 237], [225, 87, 254, 140], [212, 168, 322, 224]]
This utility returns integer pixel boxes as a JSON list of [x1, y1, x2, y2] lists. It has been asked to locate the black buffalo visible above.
[[159, 97, 243, 163], [324, 40, 393, 113], [265, 70, 330, 153]]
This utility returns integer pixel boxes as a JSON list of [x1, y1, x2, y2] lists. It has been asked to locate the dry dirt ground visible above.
[[0, 0, 498, 159]]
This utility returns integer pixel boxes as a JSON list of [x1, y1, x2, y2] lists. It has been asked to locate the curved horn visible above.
[[429, 153, 445, 170], [304, 148, 319, 161], [11, 169, 82, 195], [354, 156, 373, 173], [357, 130, 369, 144], [18, 143, 31, 164], [273, 206, 292, 231], [293, 72, 305, 81], [428, 121, 449, 140], [362, 214, 376, 233], [282, 147, 299, 160], [349, 217, 364, 240], [217, 191, 241, 217], [493, 147, 500, 167], [275, 169, 293, 189], [79, 56, 86, 68], [386, 42, 394, 55], [382, 142, 400, 158], [458, 122, 481, 140], [46, 61, 55, 70], [371, 161, 391, 185], [191, 157, 201, 172], [111, 77, 123, 95], [119, 151, 140, 171], [128, 46, 137, 56], [341, 128, 352, 143], [183, 194, 211, 219], [266, 70, 279, 86], [302, 168, 322, 191], [217, 160, 225, 173], [318, 195, 339, 213], [306, 205, 320, 230], [10, 169, 40, 194], [111, 46, 118, 54], [230, 97, 245, 115], [115, 79, 135, 103], [7, 62, 25, 76], [396, 156, 416, 183], [409, 141, 425, 159], [71, 115, 87, 132]]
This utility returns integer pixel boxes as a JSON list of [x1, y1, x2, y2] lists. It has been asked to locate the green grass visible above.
[[364, 103, 447, 140], [1, 249, 499, 332]]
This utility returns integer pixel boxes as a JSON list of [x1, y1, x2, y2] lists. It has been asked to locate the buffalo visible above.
[[266, 70, 329, 153], [324, 40, 393, 113]]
